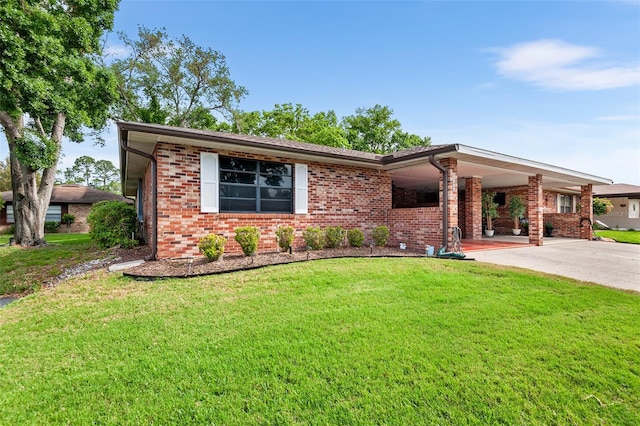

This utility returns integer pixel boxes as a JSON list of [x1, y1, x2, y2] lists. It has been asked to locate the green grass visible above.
[[0, 233, 111, 294], [594, 230, 640, 244], [1, 259, 638, 424]]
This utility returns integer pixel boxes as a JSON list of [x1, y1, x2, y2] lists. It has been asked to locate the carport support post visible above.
[[465, 177, 483, 240], [528, 174, 544, 246], [439, 157, 458, 250], [580, 184, 593, 240]]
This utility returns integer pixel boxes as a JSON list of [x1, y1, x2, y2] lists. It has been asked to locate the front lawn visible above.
[[595, 230, 640, 244], [1, 259, 638, 424], [0, 233, 109, 294]]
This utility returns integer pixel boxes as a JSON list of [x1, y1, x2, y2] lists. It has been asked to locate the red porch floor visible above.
[[460, 238, 532, 252]]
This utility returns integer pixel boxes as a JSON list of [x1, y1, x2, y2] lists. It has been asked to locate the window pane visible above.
[[220, 184, 256, 199], [6, 205, 14, 223], [221, 171, 256, 185], [259, 175, 292, 188], [261, 162, 291, 176], [261, 188, 292, 200], [261, 200, 292, 212], [46, 205, 62, 222], [220, 157, 256, 172], [220, 198, 256, 212]]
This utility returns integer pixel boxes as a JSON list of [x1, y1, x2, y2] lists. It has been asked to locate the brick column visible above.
[[439, 157, 458, 250], [465, 177, 483, 240], [580, 184, 593, 240], [528, 174, 543, 246]]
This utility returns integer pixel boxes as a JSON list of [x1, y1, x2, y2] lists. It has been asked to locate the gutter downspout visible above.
[[429, 154, 448, 250], [120, 137, 157, 261]]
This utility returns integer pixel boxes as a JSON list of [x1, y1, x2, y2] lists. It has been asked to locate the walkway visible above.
[[469, 238, 640, 292]]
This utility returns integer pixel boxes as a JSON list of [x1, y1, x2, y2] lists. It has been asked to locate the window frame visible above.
[[6, 204, 62, 223], [558, 194, 574, 214], [219, 156, 293, 214]]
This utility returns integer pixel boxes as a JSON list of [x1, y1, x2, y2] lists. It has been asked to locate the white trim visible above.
[[294, 163, 308, 214], [200, 152, 219, 213]]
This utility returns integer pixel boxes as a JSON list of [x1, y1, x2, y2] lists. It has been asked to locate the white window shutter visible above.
[[200, 152, 219, 213], [295, 163, 308, 214]]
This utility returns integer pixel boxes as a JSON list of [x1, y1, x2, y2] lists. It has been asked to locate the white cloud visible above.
[[491, 39, 640, 90]]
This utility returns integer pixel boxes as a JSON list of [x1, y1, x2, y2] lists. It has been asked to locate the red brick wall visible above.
[[387, 207, 442, 251], [543, 213, 581, 238], [487, 185, 582, 238], [464, 177, 482, 239], [146, 143, 392, 258]]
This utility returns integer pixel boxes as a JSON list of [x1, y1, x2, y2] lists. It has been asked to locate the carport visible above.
[[387, 144, 612, 251]]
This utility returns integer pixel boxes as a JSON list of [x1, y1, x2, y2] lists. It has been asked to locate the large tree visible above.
[[59, 155, 120, 193], [0, 0, 119, 245], [234, 103, 349, 148], [110, 27, 247, 127], [233, 103, 429, 153], [342, 104, 431, 154]]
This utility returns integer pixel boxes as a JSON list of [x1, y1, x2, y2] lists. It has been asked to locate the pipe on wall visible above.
[[120, 137, 157, 261], [429, 154, 448, 250]]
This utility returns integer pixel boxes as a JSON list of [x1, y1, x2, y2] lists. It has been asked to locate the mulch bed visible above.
[[122, 247, 430, 279]]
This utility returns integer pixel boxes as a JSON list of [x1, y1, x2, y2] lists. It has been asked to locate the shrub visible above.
[[347, 228, 365, 247], [2, 225, 15, 235], [324, 226, 345, 248], [198, 234, 227, 262], [61, 213, 75, 232], [87, 200, 138, 249], [275, 226, 295, 252], [303, 226, 324, 250], [593, 197, 614, 216], [234, 226, 260, 256], [44, 221, 61, 233], [371, 225, 389, 247]]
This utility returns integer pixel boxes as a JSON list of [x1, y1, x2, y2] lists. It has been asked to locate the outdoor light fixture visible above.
[[187, 256, 194, 275]]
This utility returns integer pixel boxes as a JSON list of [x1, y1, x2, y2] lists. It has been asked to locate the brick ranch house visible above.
[[0, 184, 132, 233], [118, 121, 612, 260]]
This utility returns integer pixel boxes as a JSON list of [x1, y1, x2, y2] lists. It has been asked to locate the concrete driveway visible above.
[[469, 238, 640, 292]]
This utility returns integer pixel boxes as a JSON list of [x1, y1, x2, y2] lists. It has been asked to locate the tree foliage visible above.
[[109, 27, 247, 127], [0, 157, 10, 191], [0, 0, 119, 246], [593, 197, 614, 216], [342, 105, 431, 154], [60, 156, 120, 193], [232, 103, 428, 153]]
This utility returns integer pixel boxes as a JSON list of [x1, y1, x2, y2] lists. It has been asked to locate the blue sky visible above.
[[3, 0, 639, 185]]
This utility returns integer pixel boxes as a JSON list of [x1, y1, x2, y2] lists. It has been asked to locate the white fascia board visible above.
[[455, 144, 613, 185]]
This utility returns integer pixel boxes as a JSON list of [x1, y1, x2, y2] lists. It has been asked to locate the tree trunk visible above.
[[1, 112, 64, 246]]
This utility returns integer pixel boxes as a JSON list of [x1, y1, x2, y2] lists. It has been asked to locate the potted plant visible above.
[[520, 219, 529, 236], [508, 195, 526, 235], [482, 191, 499, 237], [544, 222, 554, 237]]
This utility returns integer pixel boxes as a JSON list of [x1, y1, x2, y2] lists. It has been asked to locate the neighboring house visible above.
[[592, 184, 640, 230], [0, 184, 132, 233], [118, 121, 612, 259]]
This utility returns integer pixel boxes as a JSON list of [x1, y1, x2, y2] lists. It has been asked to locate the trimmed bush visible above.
[[61, 213, 75, 232], [44, 221, 61, 233], [371, 225, 390, 247], [2, 225, 15, 235], [87, 200, 138, 249], [198, 234, 227, 262], [275, 226, 295, 252], [234, 226, 260, 256], [347, 228, 365, 247], [324, 226, 345, 248], [303, 226, 324, 250]]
